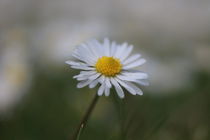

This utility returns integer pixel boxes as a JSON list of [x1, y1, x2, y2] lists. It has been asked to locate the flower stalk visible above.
[[71, 93, 99, 140]]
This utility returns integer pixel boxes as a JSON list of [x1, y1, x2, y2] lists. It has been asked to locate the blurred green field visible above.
[[0, 67, 209, 140]]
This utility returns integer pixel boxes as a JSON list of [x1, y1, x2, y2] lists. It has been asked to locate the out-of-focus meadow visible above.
[[0, 0, 210, 140]]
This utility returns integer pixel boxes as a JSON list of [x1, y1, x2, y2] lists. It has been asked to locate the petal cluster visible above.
[[66, 39, 148, 98]]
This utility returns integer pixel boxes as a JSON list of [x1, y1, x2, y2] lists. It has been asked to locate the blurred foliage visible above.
[[0, 66, 210, 140]]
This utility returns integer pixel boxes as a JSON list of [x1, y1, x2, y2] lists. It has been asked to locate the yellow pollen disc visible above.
[[95, 56, 122, 77]]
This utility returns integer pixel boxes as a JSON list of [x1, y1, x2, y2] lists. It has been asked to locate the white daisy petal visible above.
[[134, 79, 150, 86], [110, 78, 125, 98], [87, 40, 100, 58], [76, 47, 94, 65], [76, 73, 99, 81], [92, 39, 105, 57], [89, 79, 99, 88], [71, 65, 95, 71], [71, 54, 89, 65], [116, 75, 133, 81], [125, 82, 143, 95], [98, 83, 105, 96], [80, 71, 97, 75], [105, 77, 112, 88], [88, 73, 101, 80], [122, 54, 141, 65], [77, 80, 93, 88], [112, 44, 120, 57], [76, 45, 97, 65], [110, 41, 117, 56], [98, 75, 105, 84], [73, 75, 80, 79], [66, 60, 77, 65], [114, 43, 127, 59], [71, 51, 84, 61], [103, 38, 110, 56], [73, 71, 96, 79], [74, 48, 87, 57], [66, 60, 88, 66], [117, 73, 148, 82], [121, 72, 148, 79], [76, 76, 90, 81], [123, 58, 146, 69], [115, 78, 136, 95], [105, 87, 110, 96], [85, 41, 99, 59], [119, 45, 133, 61], [80, 43, 97, 61]]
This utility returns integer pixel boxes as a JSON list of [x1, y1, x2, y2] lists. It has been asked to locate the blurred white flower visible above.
[[66, 39, 148, 98], [0, 28, 32, 114], [194, 44, 210, 72], [141, 55, 194, 94]]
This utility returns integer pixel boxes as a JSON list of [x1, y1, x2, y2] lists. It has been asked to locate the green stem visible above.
[[71, 93, 99, 140]]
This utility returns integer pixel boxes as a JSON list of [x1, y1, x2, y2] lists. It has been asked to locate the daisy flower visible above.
[[66, 39, 148, 98]]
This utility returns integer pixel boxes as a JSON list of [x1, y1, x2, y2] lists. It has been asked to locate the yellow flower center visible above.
[[95, 56, 122, 77]]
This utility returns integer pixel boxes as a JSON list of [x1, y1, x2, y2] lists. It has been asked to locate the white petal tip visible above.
[[65, 61, 71, 65], [142, 59, 146, 65], [137, 92, 143, 96], [119, 95, 125, 99], [97, 92, 103, 96]]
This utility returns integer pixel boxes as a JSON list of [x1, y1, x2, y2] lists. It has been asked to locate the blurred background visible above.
[[0, 0, 210, 140]]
